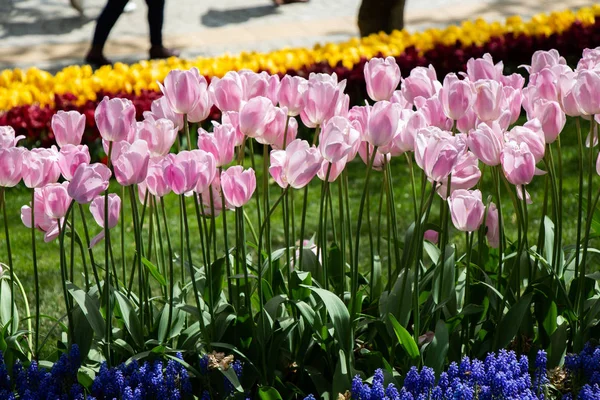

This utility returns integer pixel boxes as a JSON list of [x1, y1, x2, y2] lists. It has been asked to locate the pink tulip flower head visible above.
[[209, 71, 244, 112], [457, 108, 479, 134], [390, 90, 412, 109], [51, 110, 86, 147], [221, 166, 256, 208], [424, 229, 439, 244], [506, 118, 545, 162], [502, 86, 524, 125], [317, 157, 347, 182], [364, 56, 401, 102], [187, 81, 213, 124], [58, 144, 91, 181], [269, 139, 322, 189], [415, 95, 453, 131], [319, 116, 361, 163], [380, 112, 411, 156], [278, 75, 308, 116], [436, 151, 481, 199], [465, 53, 504, 81], [468, 121, 505, 166], [164, 150, 214, 195], [239, 97, 277, 139], [194, 150, 217, 194], [239, 70, 280, 105], [143, 158, 171, 198], [198, 172, 233, 216], [159, 67, 208, 115], [365, 101, 402, 148], [414, 127, 466, 183], [21, 188, 60, 242], [95, 96, 136, 143], [577, 47, 600, 71], [67, 163, 112, 204], [0, 147, 25, 187], [473, 80, 505, 122], [401, 65, 441, 104], [486, 202, 500, 248], [439, 73, 476, 120], [257, 106, 290, 146], [358, 142, 390, 171], [573, 69, 600, 116], [527, 99, 566, 143], [197, 122, 236, 167], [523, 49, 567, 75], [145, 95, 184, 131], [22, 147, 61, 188], [42, 182, 72, 220], [89, 194, 121, 248], [271, 116, 298, 150], [111, 140, 150, 186], [135, 116, 178, 157], [300, 76, 344, 128], [221, 111, 245, 146], [448, 189, 485, 232], [0, 126, 25, 149], [558, 73, 583, 117], [348, 105, 370, 138], [500, 141, 536, 186]]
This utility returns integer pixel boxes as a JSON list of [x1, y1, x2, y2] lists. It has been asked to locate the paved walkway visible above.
[[0, 0, 594, 72]]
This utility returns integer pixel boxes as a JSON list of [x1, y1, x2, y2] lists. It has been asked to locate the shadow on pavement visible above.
[[200, 5, 279, 28]]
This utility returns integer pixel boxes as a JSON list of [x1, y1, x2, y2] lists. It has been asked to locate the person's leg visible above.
[[358, 0, 403, 37], [87, 0, 128, 65], [145, 0, 180, 59]]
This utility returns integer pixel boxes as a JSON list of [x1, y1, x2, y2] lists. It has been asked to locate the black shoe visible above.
[[149, 46, 180, 60], [85, 53, 112, 68]]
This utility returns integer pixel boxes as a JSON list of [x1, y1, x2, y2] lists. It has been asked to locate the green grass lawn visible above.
[[0, 116, 591, 355]]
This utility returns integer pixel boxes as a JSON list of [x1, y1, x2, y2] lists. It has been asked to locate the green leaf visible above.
[[543, 301, 558, 336], [258, 386, 283, 400], [220, 365, 243, 392], [424, 319, 449, 374], [328, 243, 344, 294], [433, 244, 456, 306], [372, 255, 383, 303], [300, 249, 322, 284], [388, 313, 419, 359], [332, 349, 351, 397], [291, 271, 312, 300], [141, 257, 167, 286], [303, 286, 351, 354], [547, 321, 568, 368], [495, 292, 534, 350], [208, 257, 226, 306], [66, 282, 105, 338], [114, 291, 144, 348], [0, 280, 18, 334]]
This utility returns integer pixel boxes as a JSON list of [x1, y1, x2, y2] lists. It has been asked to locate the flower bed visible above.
[[1, 6, 600, 149]]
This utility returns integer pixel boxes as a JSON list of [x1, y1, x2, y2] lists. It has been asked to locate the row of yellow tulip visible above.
[[0, 5, 599, 112]]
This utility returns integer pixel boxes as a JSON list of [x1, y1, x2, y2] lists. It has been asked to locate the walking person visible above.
[[85, 0, 179, 67]]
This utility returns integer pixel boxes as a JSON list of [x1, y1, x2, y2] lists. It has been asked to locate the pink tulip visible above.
[[448, 189, 485, 232], [89, 194, 121, 248], [58, 144, 91, 181], [436, 151, 481, 198], [416, 95, 453, 131], [527, 99, 566, 143], [503, 86, 523, 125], [399, 109, 428, 151], [558, 73, 583, 117], [197, 122, 236, 167], [21, 188, 60, 242], [239, 70, 280, 105], [319, 116, 360, 163], [524, 49, 566, 74], [0, 126, 25, 149], [163, 150, 215, 195], [358, 142, 390, 171], [573, 70, 600, 116], [500, 141, 536, 186], [257, 106, 290, 146], [95, 96, 136, 143], [194, 151, 217, 194], [300, 77, 343, 128], [221, 111, 245, 146], [365, 101, 402, 147], [439, 73, 475, 120], [42, 182, 72, 220], [401, 65, 441, 103], [486, 202, 499, 248], [269, 139, 322, 189], [159, 68, 208, 115], [111, 140, 150, 186], [278, 75, 308, 116], [473, 80, 505, 122], [239, 97, 277, 139], [187, 83, 213, 124], [414, 127, 466, 183], [317, 157, 347, 182], [198, 172, 232, 216], [577, 47, 600, 71], [457, 108, 479, 134], [271, 116, 298, 150], [135, 116, 178, 157], [468, 121, 505, 166], [380, 116, 411, 156], [348, 105, 370, 137], [465, 53, 503, 81], [221, 166, 256, 207], [209, 72, 244, 112], [67, 163, 111, 204], [502, 73, 526, 90], [145, 96, 184, 131], [506, 119, 545, 162], [51, 110, 86, 147], [424, 229, 439, 244], [22, 147, 61, 188], [364, 56, 401, 102], [390, 90, 412, 108], [0, 147, 24, 187], [143, 158, 171, 198]]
